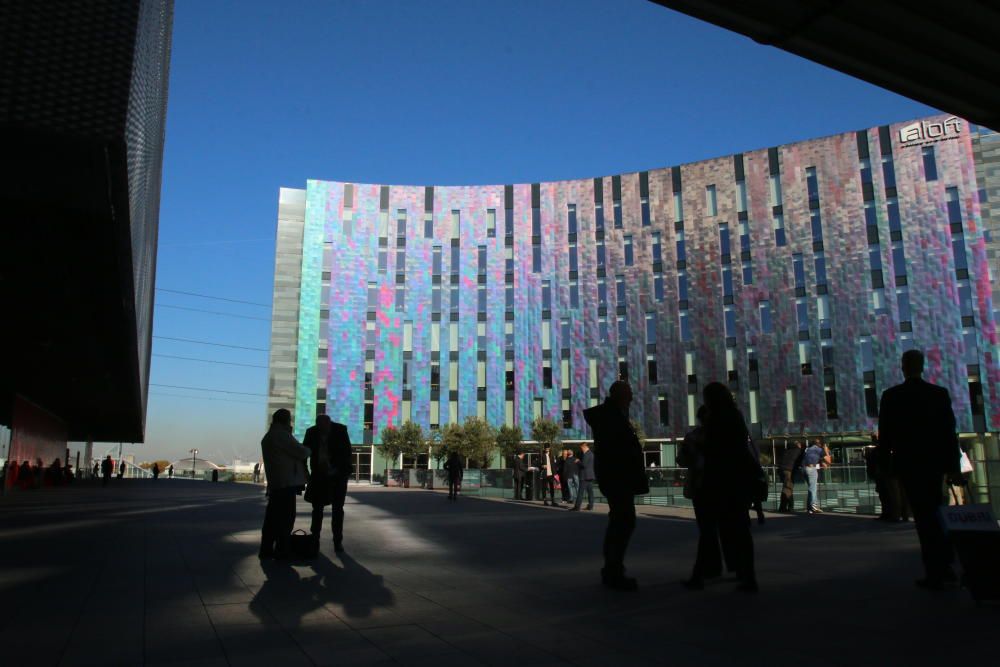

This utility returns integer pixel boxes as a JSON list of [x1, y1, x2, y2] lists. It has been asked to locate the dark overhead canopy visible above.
[[650, 0, 1000, 131]]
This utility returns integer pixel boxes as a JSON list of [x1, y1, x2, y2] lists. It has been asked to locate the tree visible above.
[[462, 416, 497, 468], [433, 422, 467, 462], [531, 417, 561, 452], [377, 425, 404, 468], [496, 424, 525, 459], [398, 421, 427, 461]]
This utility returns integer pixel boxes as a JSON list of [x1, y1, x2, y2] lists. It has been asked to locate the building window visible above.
[[676, 228, 686, 264], [814, 252, 827, 289], [647, 355, 658, 384], [806, 166, 819, 201], [598, 279, 607, 307], [658, 394, 669, 426], [773, 212, 786, 247], [785, 387, 797, 423], [567, 204, 577, 235], [679, 312, 691, 342], [450, 210, 460, 239], [769, 174, 782, 206], [706, 185, 718, 217], [640, 196, 650, 227], [677, 271, 688, 305], [719, 223, 731, 261], [645, 312, 656, 342], [542, 280, 551, 310], [624, 235, 634, 266], [532, 246, 541, 273], [570, 281, 579, 308], [595, 202, 604, 231], [615, 275, 625, 304], [654, 275, 664, 302], [486, 208, 496, 238], [922, 146, 938, 181], [613, 201, 622, 229], [742, 260, 753, 285], [596, 240, 606, 266], [651, 232, 662, 263], [759, 300, 772, 333]]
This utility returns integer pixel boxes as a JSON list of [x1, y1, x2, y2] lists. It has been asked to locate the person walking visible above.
[[686, 382, 759, 592], [878, 349, 961, 589], [777, 441, 804, 512], [571, 443, 595, 511], [443, 451, 463, 500], [584, 381, 648, 591], [304, 414, 353, 551], [152, 462, 160, 480], [117, 460, 126, 480], [562, 449, 580, 506], [101, 456, 113, 487], [679, 405, 727, 585], [168, 464, 174, 479], [512, 452, 527, 500], [538, 446, 557, 506], [259, 408, 310, 559], [801, 440, 827, 514], [252, 462, 261, 483], [92, 461, 100, 479]]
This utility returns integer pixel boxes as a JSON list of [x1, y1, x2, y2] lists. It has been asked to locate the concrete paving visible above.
[[0, 479, 995, 666]]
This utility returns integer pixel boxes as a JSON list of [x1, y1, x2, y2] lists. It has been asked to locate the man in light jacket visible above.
[[259, 409, 310, 559]]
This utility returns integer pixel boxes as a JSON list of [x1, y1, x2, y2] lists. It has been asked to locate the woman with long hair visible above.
[[685, 382, 758, 592]]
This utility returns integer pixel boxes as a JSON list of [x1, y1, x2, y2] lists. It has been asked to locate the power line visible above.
[[150, 391, 264, 405], [156, 303, 270, 321], [150, 383, 267, 397], [153, 336, 269, 352], [156, 288, 270, 308], [153, 354, 268, 369]]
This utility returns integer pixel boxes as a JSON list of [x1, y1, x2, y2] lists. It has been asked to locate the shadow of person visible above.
[[249, 552, 395, 630]]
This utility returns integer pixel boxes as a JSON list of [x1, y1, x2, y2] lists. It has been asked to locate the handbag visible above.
[[959, 450, 974, 474], [288, 529, 319, 559]]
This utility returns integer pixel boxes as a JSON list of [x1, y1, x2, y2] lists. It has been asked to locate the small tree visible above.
[[398, 420, 427, 464], [377, 425, 404, 469], [433, 422, 467, 462], [531, 417, 561, 453], [462, 416, 497, 468], [496, 424, 525, 459]]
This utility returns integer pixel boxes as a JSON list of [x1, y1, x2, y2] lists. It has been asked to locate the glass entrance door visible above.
[[351, 446, 372, 482]]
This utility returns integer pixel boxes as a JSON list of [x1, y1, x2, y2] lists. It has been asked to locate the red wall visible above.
[[7, 396, 67, 485]]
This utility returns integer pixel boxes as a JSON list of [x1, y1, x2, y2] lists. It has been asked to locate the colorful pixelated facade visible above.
[[269, 115, 1000, 444]]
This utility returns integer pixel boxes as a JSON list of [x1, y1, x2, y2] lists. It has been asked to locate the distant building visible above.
[[268, 115, 1000, 480]]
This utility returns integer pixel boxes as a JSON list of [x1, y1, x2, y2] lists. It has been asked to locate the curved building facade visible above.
[[268, 114, 1000, 446]]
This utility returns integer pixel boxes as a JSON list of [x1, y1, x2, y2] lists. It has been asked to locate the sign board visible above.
[[940, 503, 1000, 532], [898, 116, 963, 148]]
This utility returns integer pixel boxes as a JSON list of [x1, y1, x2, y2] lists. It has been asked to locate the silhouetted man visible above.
[[571, 442, 595, 511], [444, 451, 464, 501], [584, 381, 648, 591], [878, 350, 960, 589], [259, 408, 310, 559], [304, 414, 353, 551], [117, 460, 126, 479], [168, 464, 174, 479], [562, 449, 580, 505], [152, 462, 160, 480], [101, 456, 113, 487], [512, 453, 527, 500]]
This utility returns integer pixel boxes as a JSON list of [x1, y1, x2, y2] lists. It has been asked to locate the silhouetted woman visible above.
[[685, 382, 758, 592]]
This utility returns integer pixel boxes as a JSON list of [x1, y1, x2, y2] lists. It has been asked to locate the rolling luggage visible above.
[[941, 485, 1000, 604]]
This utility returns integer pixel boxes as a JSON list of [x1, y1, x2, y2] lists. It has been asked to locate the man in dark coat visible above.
[[571, 442, 595, 511], [101, 456, 113, 487], [584, 381, 648, 591], [562, 449, 580, 505], [304, 414, 353, 552], [443, 452, 464, 500], [878, 350, 960, 589], [512, 453, 527, 500]]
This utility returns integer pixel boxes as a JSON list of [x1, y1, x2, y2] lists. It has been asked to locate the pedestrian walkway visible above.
[[0, 480, 994, 666]]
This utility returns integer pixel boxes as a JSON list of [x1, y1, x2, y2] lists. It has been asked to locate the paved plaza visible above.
[[0, 480, 996, 666]]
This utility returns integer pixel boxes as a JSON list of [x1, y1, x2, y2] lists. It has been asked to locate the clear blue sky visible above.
[[138, 0, 937, 465]]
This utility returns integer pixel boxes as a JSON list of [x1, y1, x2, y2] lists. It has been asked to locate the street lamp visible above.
[[190, 449, 198, 479]]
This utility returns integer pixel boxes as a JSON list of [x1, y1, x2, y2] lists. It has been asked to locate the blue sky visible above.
[[139, 0, 937, 465]]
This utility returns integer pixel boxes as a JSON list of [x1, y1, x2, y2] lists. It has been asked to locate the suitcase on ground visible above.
[[940, 489, 1000, 604]]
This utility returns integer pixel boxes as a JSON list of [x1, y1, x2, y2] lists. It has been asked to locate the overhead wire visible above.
[[150, 383, 266, 396], [156, 303, 270, 321], [152, 336, 269, 352], [152, 354, 268, 369], [156, 288, 270, 308]]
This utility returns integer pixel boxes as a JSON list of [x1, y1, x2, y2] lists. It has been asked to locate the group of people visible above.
[[4, 457, 75, 489], [259, 411, 353, 559], [580, 349, 961, 594], [776, 438, 832, 514], [510, 444, 597, 511]]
